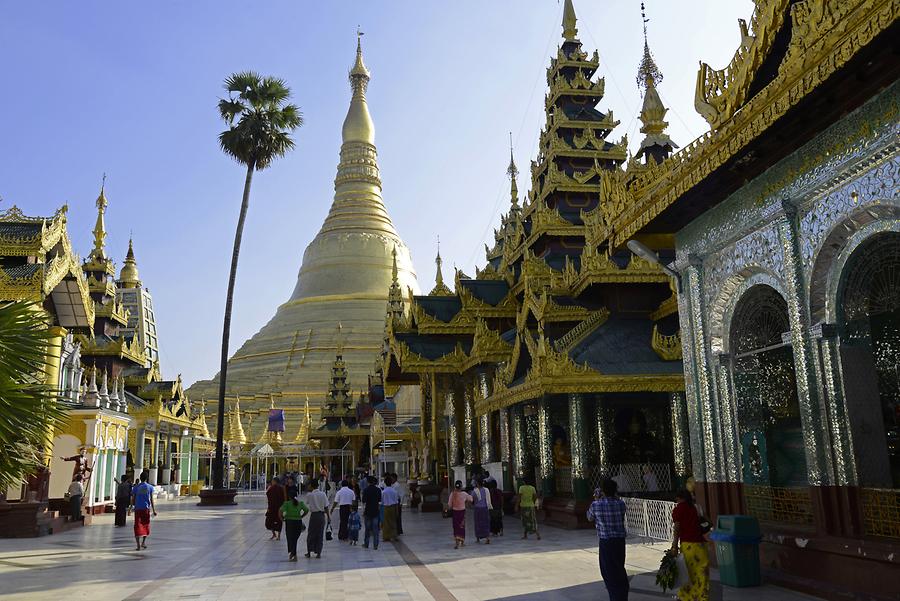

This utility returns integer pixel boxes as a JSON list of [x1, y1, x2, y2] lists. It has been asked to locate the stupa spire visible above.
[[342, 30, 374, 145], [562, 0, 578, 41]]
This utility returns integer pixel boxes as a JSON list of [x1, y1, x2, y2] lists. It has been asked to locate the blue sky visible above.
[[1, 1, 752, 386]]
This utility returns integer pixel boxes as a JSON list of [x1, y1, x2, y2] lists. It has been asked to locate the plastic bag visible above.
[[673, 552, 688, 590]]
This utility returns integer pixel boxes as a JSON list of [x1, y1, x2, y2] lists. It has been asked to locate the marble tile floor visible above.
[[0, 495, 823, 601]]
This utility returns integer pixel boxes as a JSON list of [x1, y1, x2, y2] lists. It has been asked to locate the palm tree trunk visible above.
[[214, 161, 255, 490]]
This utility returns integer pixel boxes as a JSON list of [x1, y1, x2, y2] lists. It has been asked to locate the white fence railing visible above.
[[622, 497, 676, 542]]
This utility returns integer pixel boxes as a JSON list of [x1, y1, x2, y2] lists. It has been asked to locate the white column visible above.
[[96, 446, 107, 504]]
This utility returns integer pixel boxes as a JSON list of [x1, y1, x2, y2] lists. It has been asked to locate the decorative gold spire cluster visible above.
[[562, 0, 579, 41], [197, 399, 211, 438], [118, 237, 141, 288]]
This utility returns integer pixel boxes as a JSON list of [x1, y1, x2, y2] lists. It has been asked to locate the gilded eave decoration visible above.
[[0, 205, 68, 256], [612, 0, 899, 248], [695, 0, 792, 129], [651, 325, 683, 361], [547, 48, 600, 79]]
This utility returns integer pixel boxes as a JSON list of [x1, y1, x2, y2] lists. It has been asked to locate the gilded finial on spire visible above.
[[507, 132, 519, 206], [562, 0, 578, 41], [90, 174, 109, 262], [635, 2, 676, 163], [336, 322, 344, 355], [350, 27, 370, 91], [637, 2, 663, 90], [431, 235, 453, 296]]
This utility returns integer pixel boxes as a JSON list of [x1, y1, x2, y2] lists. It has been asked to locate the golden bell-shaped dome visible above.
[[118, 238, 141, 288]]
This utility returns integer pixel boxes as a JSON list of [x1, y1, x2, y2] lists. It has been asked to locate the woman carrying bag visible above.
[[670, 489, 710, 600]]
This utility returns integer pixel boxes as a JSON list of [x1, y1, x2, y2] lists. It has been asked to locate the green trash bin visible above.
[[709, 515, 762, 587]]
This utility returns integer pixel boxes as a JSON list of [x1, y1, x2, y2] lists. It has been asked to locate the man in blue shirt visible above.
[[586, 479, 629, 601], [130, 470, 157, 551]]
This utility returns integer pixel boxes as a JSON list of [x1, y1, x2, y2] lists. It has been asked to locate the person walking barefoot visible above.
[[130, 471, 157, 551], [448, 480, 472, 549]]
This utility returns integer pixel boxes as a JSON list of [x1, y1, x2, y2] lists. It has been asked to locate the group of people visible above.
[[443, 472, 541, 549], [586, 479, 710, 601], [264, 471, 408, 561]]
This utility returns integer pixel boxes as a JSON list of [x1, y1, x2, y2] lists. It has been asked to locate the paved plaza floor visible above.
[[0, 495, 822, 601]]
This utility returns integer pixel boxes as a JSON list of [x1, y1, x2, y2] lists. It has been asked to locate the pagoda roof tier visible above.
[[0, 205, 95, 328], [546, 47, 601, 83], [78, 333, 147, 365], [479, 313, 682, 417], [545, 74, 606, 110]]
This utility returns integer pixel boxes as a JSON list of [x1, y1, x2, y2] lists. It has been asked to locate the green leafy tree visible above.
[[213, 72, 301, 489], [0, 302, 63, 491]]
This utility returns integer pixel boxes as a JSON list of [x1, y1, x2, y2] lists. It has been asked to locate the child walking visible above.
[[348, 501, 362, 545]]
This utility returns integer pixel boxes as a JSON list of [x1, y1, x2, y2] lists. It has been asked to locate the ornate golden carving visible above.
[[614, 0, 898, 248], [651, 325, 683, 361]]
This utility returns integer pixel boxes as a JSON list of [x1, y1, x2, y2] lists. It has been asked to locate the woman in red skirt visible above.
[[130, 471, 157, 551]]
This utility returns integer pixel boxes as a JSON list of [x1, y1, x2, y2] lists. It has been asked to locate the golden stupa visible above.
[[187, 37, 418, 441]]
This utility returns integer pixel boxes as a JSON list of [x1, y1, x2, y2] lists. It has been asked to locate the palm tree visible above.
[[213, 72, 302, 490], [0, 301, 62, 492]]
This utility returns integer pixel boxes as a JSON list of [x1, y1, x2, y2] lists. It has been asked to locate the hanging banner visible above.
[[268, 409, 285, 432]]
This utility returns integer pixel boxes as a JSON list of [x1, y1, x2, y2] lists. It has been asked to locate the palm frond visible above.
[[0, 302, 64, 490]]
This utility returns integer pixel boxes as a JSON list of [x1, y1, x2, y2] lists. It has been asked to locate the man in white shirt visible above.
[[67, 474, 85, 521], [330, 479, 357, 541], [391, 473, 404, 535], [305, 479, 330, 558]]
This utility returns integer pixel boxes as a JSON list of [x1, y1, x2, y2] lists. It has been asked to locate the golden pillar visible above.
[[42, 326, 67, 462]]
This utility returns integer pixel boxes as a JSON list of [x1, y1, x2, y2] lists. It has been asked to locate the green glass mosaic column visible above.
[[670, 392, 692, 481], [777, 202, 831, 486], [568, 393, 589, 500], [511, 405, 526, 480], [476, 369, 493, 463], [595, 396, 610, 477], [462, 378, 475, 466], [817, 325, 858, 486], [537, 397, 554, 496], [446, 389, 459, 466]]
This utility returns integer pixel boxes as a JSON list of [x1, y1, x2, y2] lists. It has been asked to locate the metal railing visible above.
[[743, 485, 814, 526], [588, 463, 673, 495], [860, 488, 900, 539], [622, 497, 676, 542]]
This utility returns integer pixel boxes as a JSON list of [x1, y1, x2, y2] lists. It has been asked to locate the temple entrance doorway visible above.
[[838, 231, 900, 490], [729, 284, 811, 525]]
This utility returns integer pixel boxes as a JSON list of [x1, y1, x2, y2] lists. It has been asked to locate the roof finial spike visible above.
[[90, 174, 109, 262], [507, 132, 519, 206], [562, 0, 578, 42], [349, 26, 370, 92], [637, 2, 663, 91]]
